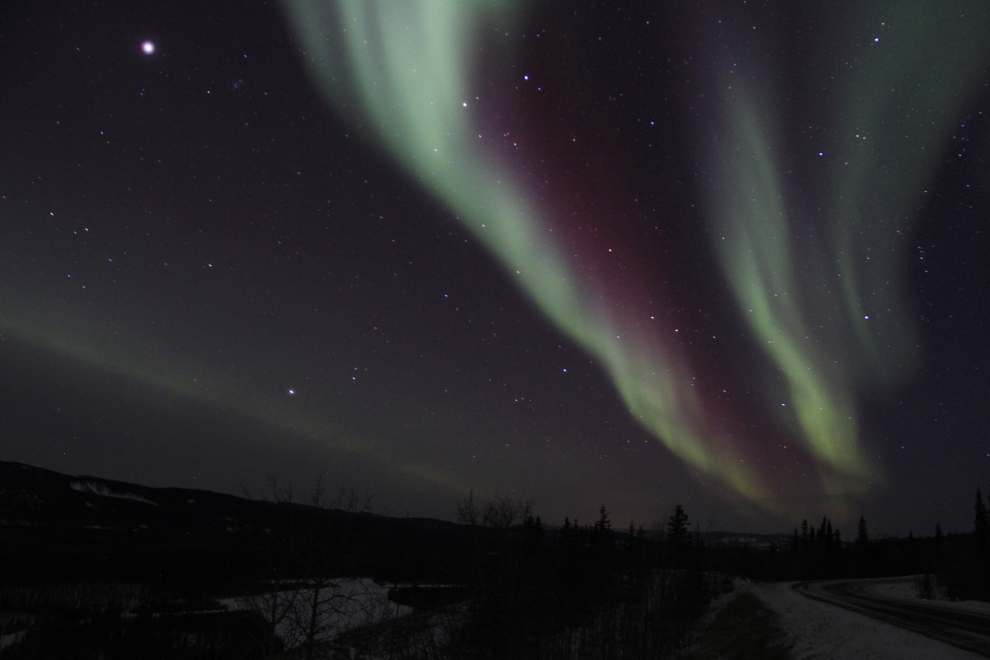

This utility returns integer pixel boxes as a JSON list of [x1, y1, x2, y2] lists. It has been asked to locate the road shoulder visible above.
[[682, 590, 792, 660], [742, 580, 985, 660]]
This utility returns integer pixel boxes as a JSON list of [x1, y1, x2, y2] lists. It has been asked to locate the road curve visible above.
[[792, 576, 990, 657]]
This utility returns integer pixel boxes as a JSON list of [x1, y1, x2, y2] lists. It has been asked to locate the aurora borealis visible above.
[[284, 0, 765, 501], [702, 2, 990, 499], [1, 1, 988, 533]]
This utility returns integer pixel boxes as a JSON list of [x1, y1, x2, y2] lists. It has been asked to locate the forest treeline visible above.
[[431, 485, 990, 659], [447, 485, 990, 657], [440, 494, 719, 659], [708, 487, 990, 602], [2, 465, 989, 659]]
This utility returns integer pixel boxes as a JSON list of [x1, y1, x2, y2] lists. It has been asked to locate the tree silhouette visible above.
[[666, 505, 689, 547], [856, 516, 868, 550], [975, 488, 989, 546]]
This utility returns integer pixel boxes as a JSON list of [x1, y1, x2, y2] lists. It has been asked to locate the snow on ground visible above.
[[739, 579, 985, 660], [220, 578, 413, 646], [0, 630, 27, 650]]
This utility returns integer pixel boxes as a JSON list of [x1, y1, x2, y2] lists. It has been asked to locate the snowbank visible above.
[[870, 577, 990, 617], [742, 580, 985, 660], [221, 578, 412, 647]]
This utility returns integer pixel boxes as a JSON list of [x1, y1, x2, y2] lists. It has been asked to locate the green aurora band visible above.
[[283, 0, 990, 509], [283, 0, 772, 503], [705, 2, 989, 496]]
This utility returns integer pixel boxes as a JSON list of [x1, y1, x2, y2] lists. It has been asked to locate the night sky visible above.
[[2, 0, 988, 535]]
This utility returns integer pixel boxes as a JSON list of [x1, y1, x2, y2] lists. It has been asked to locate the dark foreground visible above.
[[2, 460, 988, 658], [0, 461, 719, 658]]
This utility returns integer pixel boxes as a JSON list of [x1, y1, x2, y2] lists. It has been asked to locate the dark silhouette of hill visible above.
[[0, 460, 473, 586]]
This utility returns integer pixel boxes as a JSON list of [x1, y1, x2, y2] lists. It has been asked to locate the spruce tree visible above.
[[975, 488, 990, 547], [934, 521, 943, 573], [856, 516, 869, 549], [667, 505, 689, 547], [979, 489, 990, 598], [856, 516, 870, 577], [667, 505, 690, 567]]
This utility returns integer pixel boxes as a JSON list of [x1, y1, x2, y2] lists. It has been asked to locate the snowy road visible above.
[[739, 578, 988, 660], [792, 577, 990, 657]]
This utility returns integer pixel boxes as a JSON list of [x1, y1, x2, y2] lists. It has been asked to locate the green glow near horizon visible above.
[[0, 294, 467, 492], [284, 0, 766, 501]]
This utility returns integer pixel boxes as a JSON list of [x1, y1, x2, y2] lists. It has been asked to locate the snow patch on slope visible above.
[[70, 481, 158, 506]]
